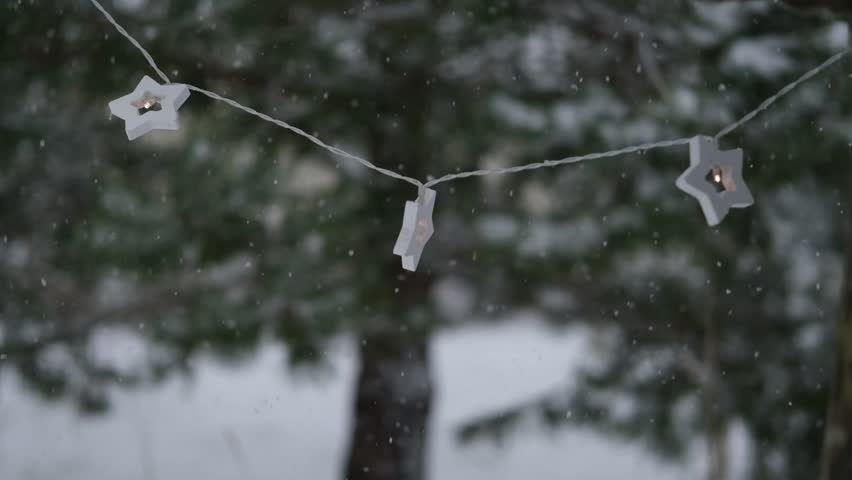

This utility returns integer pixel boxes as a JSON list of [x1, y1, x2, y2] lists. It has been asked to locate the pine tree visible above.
[[1, 1, 851, 479]]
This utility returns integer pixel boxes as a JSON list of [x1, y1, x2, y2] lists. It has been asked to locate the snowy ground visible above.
[[0, 321, 694, 480]]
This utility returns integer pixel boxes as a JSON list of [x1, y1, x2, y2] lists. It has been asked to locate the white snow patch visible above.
[[286, 161, 339, 195], [819, 22, 849, 51], [0, 322, 699, 480], [477, 214, 519, 243], [723, 37, 794, 77], [492, 96, 547, 130]]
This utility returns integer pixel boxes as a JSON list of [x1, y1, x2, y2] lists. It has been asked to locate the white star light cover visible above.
[[676, 135, 754, 226], [393, 188, 437, 272], [109, 76, 190, 140]]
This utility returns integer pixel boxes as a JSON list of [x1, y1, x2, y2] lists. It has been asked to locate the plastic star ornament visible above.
[[393, 187, 437, 272], [108, 76, 190, 140], [676, 135, 754, 226]]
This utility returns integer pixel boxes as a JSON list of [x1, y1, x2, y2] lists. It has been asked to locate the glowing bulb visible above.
[[711, 165, 724, 184], [415, 219, 430, 244], [131, 91, 163, 113]]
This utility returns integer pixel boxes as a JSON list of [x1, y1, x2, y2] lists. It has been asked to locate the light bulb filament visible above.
[[711, 166, 724, 184], [132, 92, 164, 114]]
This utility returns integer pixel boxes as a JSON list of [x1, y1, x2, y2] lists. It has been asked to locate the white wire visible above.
[[424, 138, 692, 187], [186, 85, 424, 187], [715, 49, 849, 139], [89, 0, 171, 84], [88, 0, 423, 188], [88, 0, 849, 191], [429, 48, 849, 187]]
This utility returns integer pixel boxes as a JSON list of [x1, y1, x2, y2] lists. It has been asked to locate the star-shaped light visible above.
[[108, 76, 190, 140], [393, 187, 437, 272], [676, 135, 754, 226]]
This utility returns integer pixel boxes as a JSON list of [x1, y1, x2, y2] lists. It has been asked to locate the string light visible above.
[[393, 188, 437, 271], [677, 136, 753, 227], [90, 0, 849, 271], [108, 75, 190, 140]]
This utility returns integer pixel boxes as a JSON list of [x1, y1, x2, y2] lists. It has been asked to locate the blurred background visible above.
[[2, 1, 852, 479]]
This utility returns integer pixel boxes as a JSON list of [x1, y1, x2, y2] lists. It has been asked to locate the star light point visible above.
[[676, 135, 754, 226], [393, 188, 437, 272], [108, 76, 190, 140]]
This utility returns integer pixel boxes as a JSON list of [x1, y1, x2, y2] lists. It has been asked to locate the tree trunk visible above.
[[818, 20, 852, 480], [344, 330, 433, 480], [341, 39, 437, 476], [819, 146, 852, 479], [703, 300, 728, 480]]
